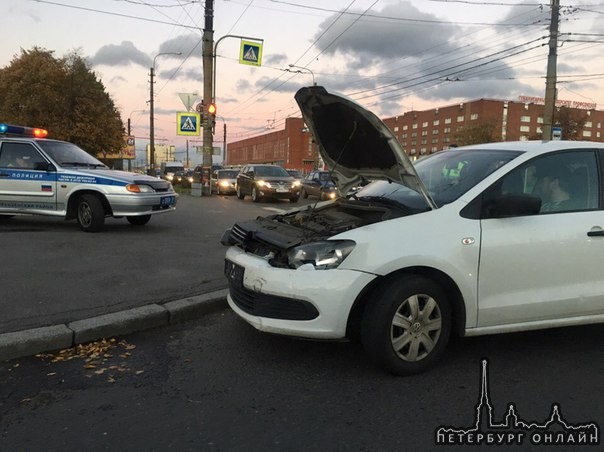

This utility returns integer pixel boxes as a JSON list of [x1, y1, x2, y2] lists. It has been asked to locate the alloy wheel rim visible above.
[[79, 203, 92, 227], [390, 294, 442, 362]]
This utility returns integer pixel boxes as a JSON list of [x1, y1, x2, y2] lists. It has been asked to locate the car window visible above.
[[491, 151, 599, 214], [254, 166, 290, 177], [219, 170, 239, 178], [0, 142, 48, 169]]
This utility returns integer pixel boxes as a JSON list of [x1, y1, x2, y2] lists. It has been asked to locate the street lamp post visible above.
[[149, 52, 181, 175], [286, 64, 316, 86]]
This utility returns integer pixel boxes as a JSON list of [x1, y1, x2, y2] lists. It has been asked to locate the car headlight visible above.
[[187, 177, 194, 183], [220, 180, 230, 187], [287, 240, 355, 270], [126, 184, 155, 193], [292, 180, 301, 187], [167, 175, 174, 181], [257, 180, 271, 188]]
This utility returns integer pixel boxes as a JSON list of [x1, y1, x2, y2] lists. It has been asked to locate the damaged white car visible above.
[[222, 85, 604, 375]]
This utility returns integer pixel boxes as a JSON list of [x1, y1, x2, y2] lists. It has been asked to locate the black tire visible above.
[[237, 185, 245, 199], [301, 188, 308, 199], [76, 194, 105, 233], [361, 275, 452, 376], [320, 192, 326, 201], [251, 186, 261, 202], [290, 196, 299, 203], [127, 215, 151, 226]]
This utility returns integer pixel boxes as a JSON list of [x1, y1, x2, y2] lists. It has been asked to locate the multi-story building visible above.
[[226, 98, 604, 171]]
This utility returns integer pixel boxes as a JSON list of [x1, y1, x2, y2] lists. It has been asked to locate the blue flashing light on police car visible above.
[[0, 123, 48, 138]]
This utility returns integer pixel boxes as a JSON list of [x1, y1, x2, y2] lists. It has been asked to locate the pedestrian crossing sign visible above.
[[177, 112, 201, 136], [239, 40, 263, 67]]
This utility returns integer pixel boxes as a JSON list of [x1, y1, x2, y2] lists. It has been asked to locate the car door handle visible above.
[[587, 230, 604, 237]]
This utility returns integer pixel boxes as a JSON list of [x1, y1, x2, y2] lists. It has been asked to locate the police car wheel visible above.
[[76, 194, 105, 233], [127, 215, 151, 226], [251, 186, 261, 202]]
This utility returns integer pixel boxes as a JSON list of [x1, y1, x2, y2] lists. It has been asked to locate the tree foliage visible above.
[[0, 47, 124, 155], [555, 106, 587, 140], [453, 119, 498, 146]]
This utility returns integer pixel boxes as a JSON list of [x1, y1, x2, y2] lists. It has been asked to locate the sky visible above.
[[4, 0, 604, 166]]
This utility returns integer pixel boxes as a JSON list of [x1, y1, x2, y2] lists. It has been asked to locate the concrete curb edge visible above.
[[0, 289, 228, 362]]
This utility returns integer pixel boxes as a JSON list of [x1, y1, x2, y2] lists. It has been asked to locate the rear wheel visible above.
[[127, 215, 151, 226], [76, 194, 105, 233], [301, 188, 308, 199], [361, 275, 452, 376], [236, 185, 245, 199]]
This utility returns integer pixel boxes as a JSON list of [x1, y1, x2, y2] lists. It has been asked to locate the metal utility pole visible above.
[[542, 0, 560, 141], [202, 0, 215, 194], [223, 122, 227, 164]]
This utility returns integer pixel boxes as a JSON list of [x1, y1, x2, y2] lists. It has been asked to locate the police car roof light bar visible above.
[[0, 123, 48, 138]]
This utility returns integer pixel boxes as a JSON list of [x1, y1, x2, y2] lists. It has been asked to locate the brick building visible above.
[[226, 117, 319, 173], [226, 98, 604, 171]]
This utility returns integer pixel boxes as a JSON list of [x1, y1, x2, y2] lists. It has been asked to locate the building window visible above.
[[470, 113, 478, 120], [537, 117, 544, 124], [433, 120, 440, 126], [412, 123, 418, 129], [443, 137, 450, 143], [598, 132, 601, 138], [520, 125, 530, 132], [521, 116, 531, 122], [432, 138, 439, 144], [393, 126, 399, 132], [586, 121, 593, 128], [421, 130, 428, 136], [520, 135, 528, 141], [411, 132, 417, 138], [445, 118, 452, 124], [403, 125, 408, 130], [431, 146, 438, 152], [411, 140, 417, 146], [457, 115, 464, 122], [402, 133, 407, 139], [597, 123, 601, 129], [401, 141, 407, 147], [422, 121, 428, 128], [536, 126, 542, 134], [443, 127, 450, 134], [583, 130, 592, 137], [421, 139, 427, 145], [432, 129, 439, 135]]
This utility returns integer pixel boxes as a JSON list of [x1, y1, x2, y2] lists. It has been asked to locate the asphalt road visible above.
[[1, 309, 603, 450], [0, 192, 309, 334]]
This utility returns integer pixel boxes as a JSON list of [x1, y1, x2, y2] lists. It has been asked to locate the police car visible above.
[[0, 123, 178, 232]]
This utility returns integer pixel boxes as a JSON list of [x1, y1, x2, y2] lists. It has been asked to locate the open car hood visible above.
[[295, 86, 436, 209]]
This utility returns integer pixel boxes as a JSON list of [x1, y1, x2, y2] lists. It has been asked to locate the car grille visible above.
[[225, 260, 319, 321], [229, 224, 248, 245]]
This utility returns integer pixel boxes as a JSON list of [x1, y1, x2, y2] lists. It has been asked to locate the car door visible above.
[[476, 149, 604, 328], [0, 141, 57, 213]]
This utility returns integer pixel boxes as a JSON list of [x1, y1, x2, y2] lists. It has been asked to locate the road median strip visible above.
[[0, 289, 228, 362]]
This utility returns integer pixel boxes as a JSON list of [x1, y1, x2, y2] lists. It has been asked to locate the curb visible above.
[[0, 289, 228, 362]]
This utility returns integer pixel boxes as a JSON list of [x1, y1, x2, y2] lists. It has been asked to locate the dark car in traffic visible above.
[[301, 170, 339, 200], [236, 164, 300, 202]]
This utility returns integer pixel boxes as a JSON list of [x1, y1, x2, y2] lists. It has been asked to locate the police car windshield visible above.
[[37, 140, 108, 168]]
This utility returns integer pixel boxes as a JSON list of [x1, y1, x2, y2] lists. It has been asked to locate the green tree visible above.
[[453, 119, 498, 146], [555, 106, 587, 140], [0, 47, 124, 155]]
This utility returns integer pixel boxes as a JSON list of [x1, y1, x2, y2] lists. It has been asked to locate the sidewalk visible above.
[[0, 289, 228, 361]]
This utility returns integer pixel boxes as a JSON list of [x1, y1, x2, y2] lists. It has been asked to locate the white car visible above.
[[0, 123, 178, 232], [221, 86, 603, 375]]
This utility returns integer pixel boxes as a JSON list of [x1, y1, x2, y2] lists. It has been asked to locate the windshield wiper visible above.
[[61, 162, 106, 168]]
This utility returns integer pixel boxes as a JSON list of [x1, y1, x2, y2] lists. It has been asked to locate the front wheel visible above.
[[361, 275, 452, 376], [127, 215, 151, 226], [236, 185, 245, 199], [301, 188, 308, 199], [251, 186, 261, 202], [76, 194, 105, 233]]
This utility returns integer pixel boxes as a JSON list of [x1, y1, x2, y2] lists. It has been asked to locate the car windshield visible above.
[[319, 172, 331, 181], [353, 148, 521, 208], [37, 140, 108, 168], [255, 166, 290, 177], [287, 170, 302, 178], [218, 170, 239, 178]]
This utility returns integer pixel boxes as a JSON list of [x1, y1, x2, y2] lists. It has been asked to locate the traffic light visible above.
[[207, 103, 217, 134]]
